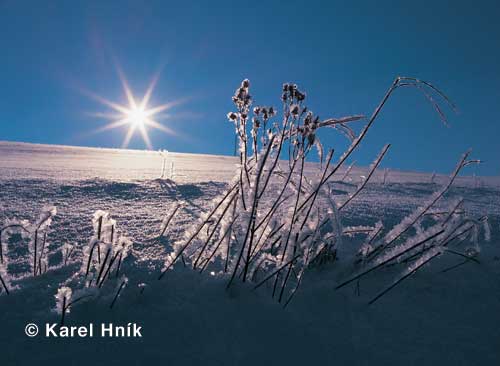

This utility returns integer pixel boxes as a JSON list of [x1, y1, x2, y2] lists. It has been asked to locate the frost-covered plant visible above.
[[0, 218, 30, 266], [92, 210, 115, 244], [159, 149, 168, 179], [0, 206, 56, 281], [82, 211, 133, 288], [159, 149, 175, 179], [110, 275, 128, 309], [53, 212, 133, 320], [341, 161, 355, 183], [83, 210, 114, 281], [337, 151, 488, 303], [83, 236, 132, 287], [158, 76, 454, 305], [158, 203, 182, 239], [169, 160, 175, 179], [62, 243, 75, 266], [28, 206, 57, 276], [0, 263, 11, 295], [53, 286, 96, 325], [382, 168, 389, 185], [430, 171, 436, 184], [54, 286, 72, 326]]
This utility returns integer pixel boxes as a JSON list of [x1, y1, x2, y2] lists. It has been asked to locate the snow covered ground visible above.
[[0, 140, 499, 365]]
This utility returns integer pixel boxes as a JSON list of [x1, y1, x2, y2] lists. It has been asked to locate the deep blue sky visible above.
[[0, 0, 499, 175]]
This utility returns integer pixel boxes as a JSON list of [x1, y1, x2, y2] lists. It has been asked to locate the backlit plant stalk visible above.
[[159, 76, 461, 305]]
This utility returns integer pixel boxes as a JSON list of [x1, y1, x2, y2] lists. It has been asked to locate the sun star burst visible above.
[[90, 71, 178, 149]]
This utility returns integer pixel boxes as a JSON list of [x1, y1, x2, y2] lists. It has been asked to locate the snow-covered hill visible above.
[[0, 141, 499, 366]]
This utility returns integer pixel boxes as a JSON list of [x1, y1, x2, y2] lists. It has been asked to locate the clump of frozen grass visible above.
[[42, 211, 130, 317], [159, 76, 457, 306], [0, 206, 57, 293], [82, 211, 133, 288], [28, 205, 57, 276], [54, 211, 134, 321], [0, 218, 30, 266], [92, 210, 115, 243], [337, 151, 489, 303]]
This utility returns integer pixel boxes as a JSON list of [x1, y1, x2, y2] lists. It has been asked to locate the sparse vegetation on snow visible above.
[[0, 79, 498, 365]]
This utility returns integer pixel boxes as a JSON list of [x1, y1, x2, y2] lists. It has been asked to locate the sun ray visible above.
[[145, 119, 178, 136], [117, 66, 137, 109], [140, 73, 160, 109], [94, 118, 130, 133], [153, 111, 202, 121], [144, 98, 188, 117], [87, 112, 127, 120], [138, 124, 153, 150], [121, 125, 137, 149], [87, 92, 131, 115]]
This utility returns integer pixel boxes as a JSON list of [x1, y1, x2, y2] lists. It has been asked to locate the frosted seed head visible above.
[[227, 112, 238, 122]]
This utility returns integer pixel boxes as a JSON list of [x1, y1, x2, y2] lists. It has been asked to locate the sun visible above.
[[128, 106, 147, 127], [88, 69, 181, 149]]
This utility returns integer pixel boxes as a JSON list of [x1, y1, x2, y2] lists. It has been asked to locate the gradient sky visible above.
[[0, 0, 499, 175]]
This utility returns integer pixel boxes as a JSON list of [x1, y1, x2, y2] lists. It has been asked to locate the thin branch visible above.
[[368, 251, 441, 305], [253, 255, 300, 290]]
